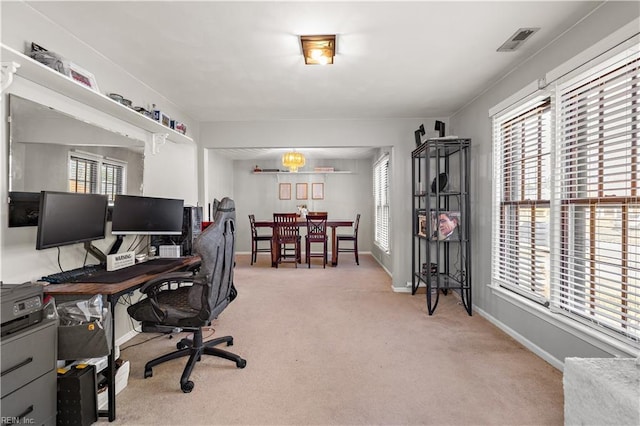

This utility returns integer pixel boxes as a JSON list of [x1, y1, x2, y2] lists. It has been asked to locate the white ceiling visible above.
[[23, 1, 604, 123]]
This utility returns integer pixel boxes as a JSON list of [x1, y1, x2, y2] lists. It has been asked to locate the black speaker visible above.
[[151, 206, 203, 256]]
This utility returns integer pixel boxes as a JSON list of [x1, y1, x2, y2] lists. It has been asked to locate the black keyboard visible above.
[[41, 258, 197, 284], [41, 264, 105, 284]]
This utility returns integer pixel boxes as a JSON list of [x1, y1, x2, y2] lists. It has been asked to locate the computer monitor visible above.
[[111, 195, 184, 235], [36, 191, 109, 250]]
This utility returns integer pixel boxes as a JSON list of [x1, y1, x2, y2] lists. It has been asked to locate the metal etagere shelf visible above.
[[411, 137, 471, 315]]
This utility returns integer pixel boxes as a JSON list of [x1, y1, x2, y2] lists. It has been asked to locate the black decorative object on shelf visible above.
[[431, 172, 448, 193]]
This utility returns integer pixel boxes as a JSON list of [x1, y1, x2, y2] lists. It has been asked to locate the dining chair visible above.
[[273, 212, 301, 267], [305, 213, 328, 268], [248, 214, 272, 265], [336, 213, 360, 265]]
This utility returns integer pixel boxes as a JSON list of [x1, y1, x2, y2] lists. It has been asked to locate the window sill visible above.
[[489, 284, 639, 358]]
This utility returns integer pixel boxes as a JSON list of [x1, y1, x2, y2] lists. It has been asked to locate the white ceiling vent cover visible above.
[[497, 27, 540, 52]]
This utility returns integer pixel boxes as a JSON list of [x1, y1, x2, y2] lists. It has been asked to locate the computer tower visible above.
[[57, 364, 97, 426], [151, 206, 202, 256]]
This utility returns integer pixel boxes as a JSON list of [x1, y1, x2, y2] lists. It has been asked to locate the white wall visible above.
[[450, 2, 640, 363], [198, 118, 444, 286]]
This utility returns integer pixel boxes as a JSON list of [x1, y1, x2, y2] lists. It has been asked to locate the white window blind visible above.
[[374, 154, 390, 252], [492, 43, 640, 347], [492, 98, 552, 303], [69, 155, 98, 194], [554, 49, 640, 341], [69, 152, 126, 202]]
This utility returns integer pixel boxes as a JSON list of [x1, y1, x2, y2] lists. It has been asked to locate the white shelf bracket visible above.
[[1, 61, 21, 93], [152, 132, 168, 154]]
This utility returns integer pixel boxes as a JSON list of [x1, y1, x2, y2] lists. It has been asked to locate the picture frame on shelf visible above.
[[417, 214, 427, 237], [296, 183, 308, 200], [279, 183, 291, 200], [65, 62, 100, 92], [430, 210, 461, 241], [311, 183, 324, 200]]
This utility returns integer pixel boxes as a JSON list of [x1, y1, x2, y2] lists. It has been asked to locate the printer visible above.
[[1, 282, 44, 337]]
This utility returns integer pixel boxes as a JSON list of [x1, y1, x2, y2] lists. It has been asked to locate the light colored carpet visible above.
[[110, 254, 563, 425]]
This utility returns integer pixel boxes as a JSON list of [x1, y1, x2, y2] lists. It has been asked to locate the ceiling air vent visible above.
[[497, 27, 540, 52]]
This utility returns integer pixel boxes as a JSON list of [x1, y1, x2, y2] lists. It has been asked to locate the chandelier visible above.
[[282, 151, 305, 172]]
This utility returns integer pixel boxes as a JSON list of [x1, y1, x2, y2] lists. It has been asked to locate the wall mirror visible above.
[[8, 94, 145, 226]]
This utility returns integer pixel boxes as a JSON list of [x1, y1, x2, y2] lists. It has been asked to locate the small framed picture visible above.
[[279, 183, 291, 200], [66, 62, 100, 92], [312, 183, 324, 200], [417, 214, 427, 237], [296, 183, 308, 200]]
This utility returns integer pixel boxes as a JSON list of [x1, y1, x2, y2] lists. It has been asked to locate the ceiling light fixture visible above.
[[300, 35, 336, 65], [282, 151, 306, 172]]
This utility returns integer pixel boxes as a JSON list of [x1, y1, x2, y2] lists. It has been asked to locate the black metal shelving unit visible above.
[[411, 137, 471, 315]]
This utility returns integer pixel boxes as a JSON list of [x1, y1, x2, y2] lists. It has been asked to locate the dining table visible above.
[[253, 218, 354, 266]]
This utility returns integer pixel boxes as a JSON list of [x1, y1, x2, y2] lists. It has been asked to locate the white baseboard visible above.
[[116, 329, 139, 347], [474, 305, 564, 371]]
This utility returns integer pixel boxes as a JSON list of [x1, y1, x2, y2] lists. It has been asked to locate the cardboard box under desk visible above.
[[58, 313, 112, 361]]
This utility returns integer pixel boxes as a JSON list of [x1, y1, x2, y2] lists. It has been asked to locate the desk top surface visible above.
[[43, 256, 201, 296]]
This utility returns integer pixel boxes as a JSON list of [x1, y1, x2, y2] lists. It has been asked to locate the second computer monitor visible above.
[[111, 195, 184, 235]]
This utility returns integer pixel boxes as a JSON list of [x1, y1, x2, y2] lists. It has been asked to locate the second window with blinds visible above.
[[69, 151, 127, 203]]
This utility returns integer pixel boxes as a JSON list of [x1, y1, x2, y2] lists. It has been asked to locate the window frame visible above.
[[68, 150, 127, 202], [491, 43, 640, 349]]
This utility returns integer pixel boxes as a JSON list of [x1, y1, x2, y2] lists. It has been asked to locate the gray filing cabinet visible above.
[[1, 318, 57, 426]]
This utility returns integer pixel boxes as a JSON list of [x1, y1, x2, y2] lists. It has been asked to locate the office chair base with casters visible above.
[[142, 324, 246, 393]]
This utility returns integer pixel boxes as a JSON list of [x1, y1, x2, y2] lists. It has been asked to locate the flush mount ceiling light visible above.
[[300, 35, 336, 65], [282, 151, 306, 172]]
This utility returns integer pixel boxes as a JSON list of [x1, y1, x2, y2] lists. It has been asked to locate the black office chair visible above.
[[249, 214, 272, 265], [336, 213, 360, 265], [127, 197, 246, 393]]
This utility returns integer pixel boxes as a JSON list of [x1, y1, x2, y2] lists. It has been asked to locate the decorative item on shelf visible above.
[[431, 172, 448, 193], [28, 42, 66, 74], [65, 61, 100, 92], [417, 214, 427, 237], [297, 204, 308, 218], [253, 165, 262, 172], [174, 121, 187, 135], [133, 106, 153, 119], [282, 151, 305, 172], [314, 166, 334, 172], [153, 108, 171, 127], [108, 93, 124, 103]]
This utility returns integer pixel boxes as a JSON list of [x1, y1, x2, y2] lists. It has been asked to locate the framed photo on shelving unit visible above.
[[296, 183, 308, 200], [66, 62, 100, 92], [312, 183, 324, 200], [417, 214, 427, 237], [430, 210, 461, 241], [279, 183, 291, 200]]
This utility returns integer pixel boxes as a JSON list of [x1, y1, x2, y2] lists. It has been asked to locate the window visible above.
[[374, 154, 390, 252], [492, 46, 640, 347], [69, 152, 126, 202]]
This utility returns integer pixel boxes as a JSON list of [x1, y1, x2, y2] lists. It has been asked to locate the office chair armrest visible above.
[[139, 271, 197, 295]]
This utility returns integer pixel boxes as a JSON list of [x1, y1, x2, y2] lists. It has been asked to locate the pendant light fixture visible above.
[[282, 151, 306, 172]]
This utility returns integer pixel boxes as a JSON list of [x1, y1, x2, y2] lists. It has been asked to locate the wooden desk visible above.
[[44, 256, 201, 422], [253, 219, 353, 266]]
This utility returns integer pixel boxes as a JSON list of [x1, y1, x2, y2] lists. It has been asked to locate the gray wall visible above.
[[451, 1, 640, 364]]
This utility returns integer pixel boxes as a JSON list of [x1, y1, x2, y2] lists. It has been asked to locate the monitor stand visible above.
[[84, 241, 107, 265]]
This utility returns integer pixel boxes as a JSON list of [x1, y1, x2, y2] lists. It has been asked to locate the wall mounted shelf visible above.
[[252, 171, 352, 175], [1, 43, 193, 145]]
